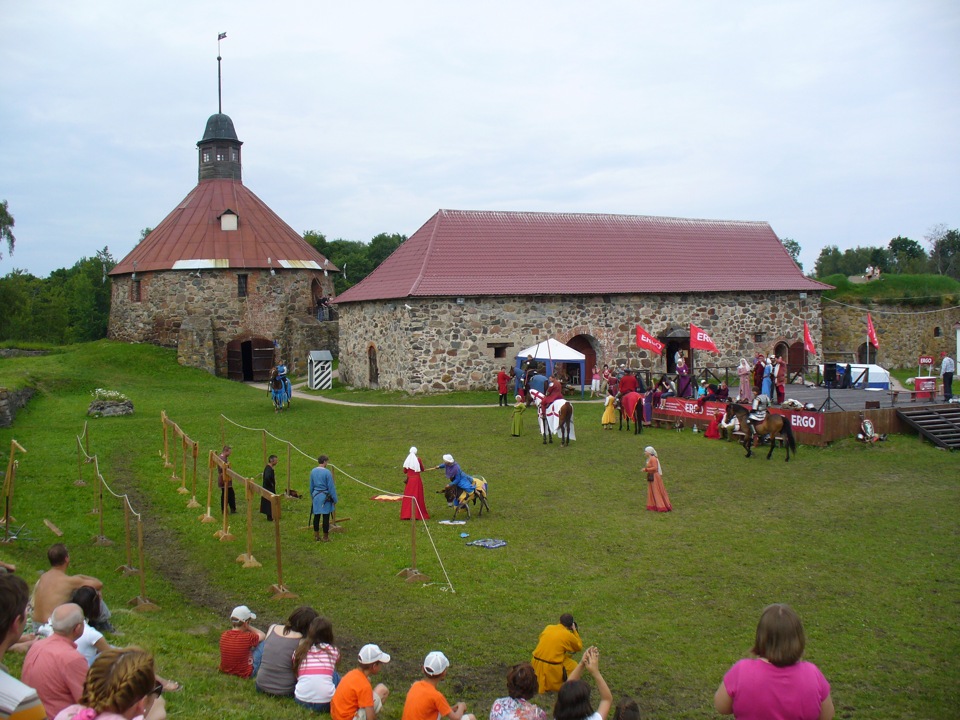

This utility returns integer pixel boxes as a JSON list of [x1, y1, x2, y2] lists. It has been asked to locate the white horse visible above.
[[527, 389, 576, 445]]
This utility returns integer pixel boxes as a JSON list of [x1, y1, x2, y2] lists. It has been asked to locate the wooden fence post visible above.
[[116, 501, 137, 575], [237, 479, 261, 568], [270, 495, 296, 599], [186, 441, 200, 508], [92, 474, 113, 546], [130, 517, 159, 612]]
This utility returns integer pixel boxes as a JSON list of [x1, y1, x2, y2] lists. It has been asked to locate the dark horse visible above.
[[437, 477, 491, 520], [724, 403, 797, 461], [614, 391, 644, 435], [526, 389, 575, 446]]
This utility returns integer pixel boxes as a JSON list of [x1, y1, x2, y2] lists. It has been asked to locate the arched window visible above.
[[934, 326, 942, 337]]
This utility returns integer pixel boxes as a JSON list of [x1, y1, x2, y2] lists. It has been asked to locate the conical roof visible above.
[[110, 179, 337, 275]]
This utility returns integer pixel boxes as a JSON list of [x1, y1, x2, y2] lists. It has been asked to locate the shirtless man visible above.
[[32, 544, 112, 632]]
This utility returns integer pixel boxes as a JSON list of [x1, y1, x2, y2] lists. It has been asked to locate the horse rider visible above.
[[522, 355, 538, 393], [540, 374, 564, 419], [748, 393, 772, 443], [274, 360, 292, 400], [431, 454, 476, 507]]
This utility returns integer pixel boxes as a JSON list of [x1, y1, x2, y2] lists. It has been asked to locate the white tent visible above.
[[819, 363, 891, 389], [516, 338, 586, 396]]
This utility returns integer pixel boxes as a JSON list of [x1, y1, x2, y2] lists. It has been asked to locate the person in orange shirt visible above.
[[401, 652, 475, 720], [331, 644, 391, 720], [530, 614, 583, 693]]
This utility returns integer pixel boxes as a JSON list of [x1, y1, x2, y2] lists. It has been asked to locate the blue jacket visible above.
[[310, 465, 337, 514]]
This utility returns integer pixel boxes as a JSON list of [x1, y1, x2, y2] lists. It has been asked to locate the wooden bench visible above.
[[888, 389, 937, 404], [650, 418, 673, 429]]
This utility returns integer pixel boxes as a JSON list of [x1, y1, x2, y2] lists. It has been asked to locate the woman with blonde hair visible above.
[[642, 447, 671, 512], [55, 646, 165, 720]]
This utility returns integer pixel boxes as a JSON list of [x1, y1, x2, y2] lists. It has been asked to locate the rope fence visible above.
[[75, 423, 159, 612], [217, 413, 455, 592]]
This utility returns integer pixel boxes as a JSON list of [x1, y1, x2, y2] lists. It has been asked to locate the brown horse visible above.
[[724, 403, 797, 461], [614, 391, 644, 435], [526, 389, 575, 446]]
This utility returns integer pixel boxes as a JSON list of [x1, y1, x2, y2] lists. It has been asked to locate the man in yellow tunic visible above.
[[530, 613, 582, 693]]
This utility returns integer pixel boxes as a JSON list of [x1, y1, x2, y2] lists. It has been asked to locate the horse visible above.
[[526, 388, 575, 446], [723, 403, 797, 461], [269, 372, 290, 412], [437, 476, 490, 520], [614, 391, 644, 435]]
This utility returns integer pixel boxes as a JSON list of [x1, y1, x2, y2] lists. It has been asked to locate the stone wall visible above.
[[110, 269, 337, 376], [0, 387, 36, 429], [337, 291, 823, 393], [822, 302, 960, 368]]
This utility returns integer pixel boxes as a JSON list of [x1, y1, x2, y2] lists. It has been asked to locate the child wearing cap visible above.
[[401, 652, 475, 720], [331, 644, 391, 720], [219, 605, 266, 678]]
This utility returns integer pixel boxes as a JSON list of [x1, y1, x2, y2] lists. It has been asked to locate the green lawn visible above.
[[0, 341, 958, 719]]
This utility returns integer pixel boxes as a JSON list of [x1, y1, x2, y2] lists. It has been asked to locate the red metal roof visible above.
[[335, 209, 830, 303], [110, 179, 337, 275]]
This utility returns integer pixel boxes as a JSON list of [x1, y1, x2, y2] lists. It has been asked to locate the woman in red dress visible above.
[[643, 446, 672, 512], [400, 447, 429, 520]]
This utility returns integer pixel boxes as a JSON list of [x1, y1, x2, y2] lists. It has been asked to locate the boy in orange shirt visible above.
[[331, 644, 391, 720], [401, 652, 475, 720]]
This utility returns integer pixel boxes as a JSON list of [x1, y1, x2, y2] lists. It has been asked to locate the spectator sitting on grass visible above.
[[219, 605, 265, 679], [33, 543, 113, 633], [331, 643, 391, 720], [21, 603, 89, 718], [489, 662, 546, 720], [0, 573, 45, 718], [293, 616, 340, 713], [256, 606, 318, 697], [402, 651, 475, 720], [55, 646, 166, 720], [553, 646, 612, 720]]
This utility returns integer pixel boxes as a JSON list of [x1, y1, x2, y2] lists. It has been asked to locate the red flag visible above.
[[635, 325, 664, 355], [867, 313, 879, 348], [690, 323, 719, 353], [803, 321, 816, 355]]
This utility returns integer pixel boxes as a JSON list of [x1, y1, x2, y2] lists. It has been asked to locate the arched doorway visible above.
[[367, 345, 379, 387], [566, 334, 597, 386], [857, 342, 876, 364], [227, 337, 275, 382], [664, 340, 690, 373], [787, 341, 805, 375], [774, 341, 790, 361]]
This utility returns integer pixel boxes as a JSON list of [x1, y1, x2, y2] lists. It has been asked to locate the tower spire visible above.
[[217, 32, 227, 114]]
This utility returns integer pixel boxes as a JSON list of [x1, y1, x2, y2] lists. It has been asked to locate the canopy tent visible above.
[[516, 338, 586, 397], [819, 363, 892, 389]]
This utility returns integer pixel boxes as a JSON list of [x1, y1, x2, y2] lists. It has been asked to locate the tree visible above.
[[926, 224, 960, 279], [0, 200, 15, 260], [887, 236, 926, 274], [780, 237, 802, 271], [303, 230, 406, 294], [813, 244, 889, 279], [138, 227, 153, 244]]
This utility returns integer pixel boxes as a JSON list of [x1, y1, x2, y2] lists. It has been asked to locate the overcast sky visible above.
[[2, 1, 958, 278]]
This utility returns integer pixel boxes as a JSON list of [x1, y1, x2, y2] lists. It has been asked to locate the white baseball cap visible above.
[[359, 644, 391, 664], [423, 651, 450, 676], [230, 605, 256, 622]]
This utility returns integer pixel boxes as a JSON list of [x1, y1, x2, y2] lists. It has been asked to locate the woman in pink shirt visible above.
[[714, 604, 834, 720]]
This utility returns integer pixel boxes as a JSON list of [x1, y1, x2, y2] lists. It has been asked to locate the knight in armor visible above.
[[275, 360, 292, 402], [748, 393, 771, 443]]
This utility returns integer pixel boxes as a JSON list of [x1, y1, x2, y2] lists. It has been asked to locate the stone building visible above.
[[334, 209, 830, 392], [108, 112, 338, 379]]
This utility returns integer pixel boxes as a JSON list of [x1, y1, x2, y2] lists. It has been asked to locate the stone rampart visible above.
[[0, 387, 36, 429]]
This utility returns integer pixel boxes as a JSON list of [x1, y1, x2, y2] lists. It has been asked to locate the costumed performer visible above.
[[601, 393, 617, 430], [400, 448, 429, 521], [676, 353, 692, 398], [737, 358, 753, 403], [511, 395, 525, 437], [643, 446, 672, 512], [704, 411, 722, 439], [431, 455, 476, 507]]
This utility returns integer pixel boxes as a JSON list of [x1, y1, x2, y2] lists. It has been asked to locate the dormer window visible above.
[[219, 209, 238, 232]]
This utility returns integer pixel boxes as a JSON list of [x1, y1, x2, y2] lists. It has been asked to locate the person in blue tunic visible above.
[[276, 361, 292, 403], [433, 454, 475, 507], [309, 455, 337, 542]]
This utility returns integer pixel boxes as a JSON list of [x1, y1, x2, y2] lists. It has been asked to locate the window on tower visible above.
[[238, 274, 248, 298], [202, 150, 211, 163]]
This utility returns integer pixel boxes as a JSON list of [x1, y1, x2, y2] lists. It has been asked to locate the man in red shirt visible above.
[[219, 605, 265, 679], [21, 603, 88, 718], [496, 367, 510, 407], [619, 369, 639, 394]]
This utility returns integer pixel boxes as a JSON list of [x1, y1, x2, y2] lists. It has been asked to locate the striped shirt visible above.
[[294, 643, 340, 704]]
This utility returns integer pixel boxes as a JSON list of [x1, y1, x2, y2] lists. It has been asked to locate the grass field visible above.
[[0, 341, 958, 719]]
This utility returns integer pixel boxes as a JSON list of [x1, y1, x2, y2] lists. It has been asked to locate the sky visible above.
[[1, 0, 958, 278]]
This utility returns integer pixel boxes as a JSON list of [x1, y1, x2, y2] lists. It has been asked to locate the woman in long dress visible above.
[[761, 358, 774, 398], [601, 392, 617, 429], [676, 354, 692, 398], [737, 358, 753, 403], [400, 447, 429, 520], [643, 446, 672, 512]]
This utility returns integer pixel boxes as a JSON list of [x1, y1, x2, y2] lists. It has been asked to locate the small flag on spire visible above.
[[218, 32, 227, 40]]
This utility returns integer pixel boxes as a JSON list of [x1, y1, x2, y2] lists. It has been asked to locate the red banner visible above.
[[659, 398, 824, 434], [803, 321, 816, 355], [635, 325, 664, 355], [690, 323, 719, 353], [867, 313, 879, 348]]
